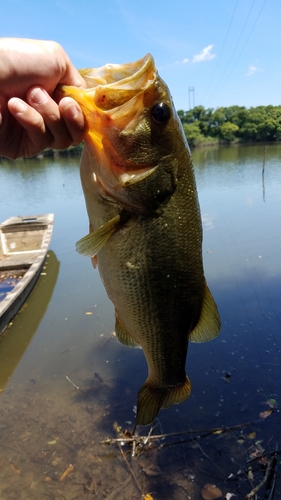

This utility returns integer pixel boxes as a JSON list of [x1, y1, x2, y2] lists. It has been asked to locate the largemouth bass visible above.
[[59, 54, 220, 426]]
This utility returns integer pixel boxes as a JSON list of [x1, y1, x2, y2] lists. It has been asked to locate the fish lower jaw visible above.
[[118, 165, 157, 186], [98, 166, 157, 195]]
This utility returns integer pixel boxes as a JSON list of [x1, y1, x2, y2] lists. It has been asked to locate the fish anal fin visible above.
[[189, 280, 221, 343], [76, 215, 121, 257], [136, 376, 191, 426], [115, 313, 140, 348]]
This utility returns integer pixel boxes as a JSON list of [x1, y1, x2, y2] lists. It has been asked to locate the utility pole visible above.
[[188, 87, 195, 110]]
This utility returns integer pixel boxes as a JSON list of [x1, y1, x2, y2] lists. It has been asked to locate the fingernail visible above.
[[12, 98, 27, 114], [64, 103, 79, 120], [29, 88, 48, 105]]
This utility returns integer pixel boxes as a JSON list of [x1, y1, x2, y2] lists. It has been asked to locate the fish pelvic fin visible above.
[[76, 215, 121, 257], [189, 280, 221, 343], [136, 376, 191, 426], [115, 313, 140, 348]]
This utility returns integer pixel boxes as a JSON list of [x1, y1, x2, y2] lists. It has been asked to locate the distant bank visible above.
[[178, 104, 281, 147]]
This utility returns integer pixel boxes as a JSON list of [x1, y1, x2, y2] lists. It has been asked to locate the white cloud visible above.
[[174, 57, 189, 66], [247, 65, 258, 76], [247, 64, 263, 76], [192, 45, 215, 63]]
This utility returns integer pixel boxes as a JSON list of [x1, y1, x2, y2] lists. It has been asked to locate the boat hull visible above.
[[0, 214, 54, 336]]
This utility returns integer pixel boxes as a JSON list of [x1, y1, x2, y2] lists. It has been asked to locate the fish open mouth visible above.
[[58, 53, 156, 117], [58, 54, 160, 198], [80, 53, 156, 110], [58, 53, 157, 151], [58, 54, 175, 213]]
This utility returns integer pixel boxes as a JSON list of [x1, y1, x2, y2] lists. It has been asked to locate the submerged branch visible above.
[[245, 448, 278, 499], [100, 420, 256, 446]]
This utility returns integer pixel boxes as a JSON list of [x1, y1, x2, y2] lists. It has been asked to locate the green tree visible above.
[[182, 122, 205, 147], [177, 104, 281, 146], [219, 122, 239, 142]]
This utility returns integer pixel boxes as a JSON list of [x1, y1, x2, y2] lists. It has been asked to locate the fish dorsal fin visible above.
[[115, 313, 140, 348], [76, 215, 121, 257], [189, 281, 221, 343]]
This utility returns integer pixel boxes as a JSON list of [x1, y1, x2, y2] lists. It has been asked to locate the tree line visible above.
[[178, 105, 281, 147]]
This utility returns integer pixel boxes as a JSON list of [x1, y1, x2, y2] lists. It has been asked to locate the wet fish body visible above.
[[59, 55, 220, 426]]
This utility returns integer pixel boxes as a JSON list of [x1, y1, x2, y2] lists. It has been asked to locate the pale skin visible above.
[[0, 38, 87, 159]]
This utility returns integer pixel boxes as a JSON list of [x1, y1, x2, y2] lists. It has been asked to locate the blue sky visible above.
[[2, 0, 280, 111]]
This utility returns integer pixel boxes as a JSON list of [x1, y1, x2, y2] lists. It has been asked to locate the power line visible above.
[[205, 0, 267, 106], [221, 0, 257, 76], [206, 0, 256, 102], [225, 0, 267, 82], [204, 0, 239, 98]]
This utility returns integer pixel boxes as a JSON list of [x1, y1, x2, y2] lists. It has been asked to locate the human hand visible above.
[[0, 38, 86, 159]]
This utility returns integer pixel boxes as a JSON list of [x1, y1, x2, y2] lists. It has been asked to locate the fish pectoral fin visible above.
[[115, 313, 140, 348], [76, 215, 121, 257], [189, 280, 221, 343], [88, 223, 99, 268], [136, 377, 191, 426]]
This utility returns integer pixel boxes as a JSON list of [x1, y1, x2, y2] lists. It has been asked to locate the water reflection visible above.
[[0, 144, 281, 499], [0, 251, 59, 392]]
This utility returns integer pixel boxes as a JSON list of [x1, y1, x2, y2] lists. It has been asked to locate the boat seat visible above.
[[0, 252, 40, 270]]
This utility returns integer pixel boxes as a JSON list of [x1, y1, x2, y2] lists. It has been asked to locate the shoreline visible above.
[[0, 139, 278, 162]]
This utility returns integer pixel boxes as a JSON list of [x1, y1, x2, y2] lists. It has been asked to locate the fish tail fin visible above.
[[136, 376, 191, 426]]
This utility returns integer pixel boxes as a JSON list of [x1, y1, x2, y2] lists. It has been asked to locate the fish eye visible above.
[[151, 102, 171, 123]]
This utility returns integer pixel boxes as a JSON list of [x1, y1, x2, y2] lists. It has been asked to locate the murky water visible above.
[[0, 145, 280, 499]]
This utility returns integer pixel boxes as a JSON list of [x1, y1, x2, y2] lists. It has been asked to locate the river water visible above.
[[0, 144, 280, 499]]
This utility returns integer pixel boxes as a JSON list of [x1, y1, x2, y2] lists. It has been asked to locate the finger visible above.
[[59, 97, 86, 145], [27, 87, 73, 149], [63, 64, 86, 88], [8, 97, 46, 133], [7, 97, 52, 156]]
